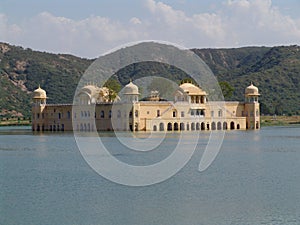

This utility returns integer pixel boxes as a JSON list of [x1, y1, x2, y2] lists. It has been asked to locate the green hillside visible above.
[[0, 43, 92, 117], [193, 46, 300, 115], [0, 42, 299, 118]]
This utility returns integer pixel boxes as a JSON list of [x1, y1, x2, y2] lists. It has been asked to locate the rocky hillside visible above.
[[0, 43, 92, 117], [0, 42, 299, 118]]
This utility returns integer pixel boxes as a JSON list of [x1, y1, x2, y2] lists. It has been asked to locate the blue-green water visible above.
[[1, 126, 300, 225]]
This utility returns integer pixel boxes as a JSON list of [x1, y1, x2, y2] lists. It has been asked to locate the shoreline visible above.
[[260, 115, 300, 126], [1, 116, 300, 127], [0, 120, 31, 127]]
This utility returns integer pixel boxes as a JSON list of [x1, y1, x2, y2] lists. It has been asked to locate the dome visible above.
[[123, 81, 139, 95], [245, 83, 260, 96], [33, 86, 47, 99], [179, 82, 206, 95], [80, 85, 99, 97]]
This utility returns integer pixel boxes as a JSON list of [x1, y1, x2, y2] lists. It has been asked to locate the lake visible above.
[[1, 126, 300, 225]]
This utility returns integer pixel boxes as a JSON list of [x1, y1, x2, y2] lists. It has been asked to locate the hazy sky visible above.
[[1, 0, 299, 58]]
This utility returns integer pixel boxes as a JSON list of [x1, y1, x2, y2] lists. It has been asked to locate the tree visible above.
[[104, 77, 122, 101], [219, 81, 234, 99]]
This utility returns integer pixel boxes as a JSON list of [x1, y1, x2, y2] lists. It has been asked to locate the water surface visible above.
[[1, 126, 300, 225]]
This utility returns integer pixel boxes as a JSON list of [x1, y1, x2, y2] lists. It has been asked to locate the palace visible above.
[[31, 81, 260, 132]]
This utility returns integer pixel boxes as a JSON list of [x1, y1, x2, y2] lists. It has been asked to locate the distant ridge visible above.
[[0, 42, 299, 118]]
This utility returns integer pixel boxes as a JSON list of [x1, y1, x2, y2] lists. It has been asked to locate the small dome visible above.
[[123, 81, 139, 95], [245, 83, 260, 96], [33, 86, 47, 99], [179, 82, 206, 95]]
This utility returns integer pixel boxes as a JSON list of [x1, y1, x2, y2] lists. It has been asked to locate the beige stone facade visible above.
[[32, 82, 260, 132]]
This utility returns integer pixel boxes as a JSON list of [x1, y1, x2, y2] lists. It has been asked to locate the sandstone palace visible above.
[[31, 81, 260, 132]]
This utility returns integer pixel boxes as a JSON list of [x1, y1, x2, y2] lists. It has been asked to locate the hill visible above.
[[0, 42, 299, 118], [0, 43, 92, 118], [193, 46, 300, 115]]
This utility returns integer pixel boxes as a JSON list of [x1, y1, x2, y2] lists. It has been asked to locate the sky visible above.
[[1, 0, 300, 58]]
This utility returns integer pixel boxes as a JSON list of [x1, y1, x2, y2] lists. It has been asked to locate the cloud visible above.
[[0, 14, 22, 42], [144, 0, 300, 47], [130, 17, 142, 25], [0, 0, 299, 58], [221, 0, 300, 45], [0, 12, 147, 58]]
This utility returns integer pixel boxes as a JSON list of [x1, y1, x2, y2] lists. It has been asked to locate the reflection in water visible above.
[[0, 125, 300, 225]]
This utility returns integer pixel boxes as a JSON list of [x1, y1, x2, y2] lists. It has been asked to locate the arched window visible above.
[[196, 122, 200, 130], [67, 111, 71, 119], [100, 110, 105, 118], [173, 110, 177, 117], [153, 125, 157, 131]]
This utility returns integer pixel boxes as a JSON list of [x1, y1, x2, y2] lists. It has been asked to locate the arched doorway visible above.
[[167, 122, 172, 131], [211, 122, 216, 130], [174, 122, 179, 131], [180, 122, 185, 131], [196, 122, 200, 130], [223, 122, 227, 130], [159, 123, 164, 131], [230, 122, 235, 130], [191, 123, 195, 131], [201, 122, 205, 130], [237, 124, 240, 130], [153, 125, 157, 131], [217, 122, 222, 130]]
